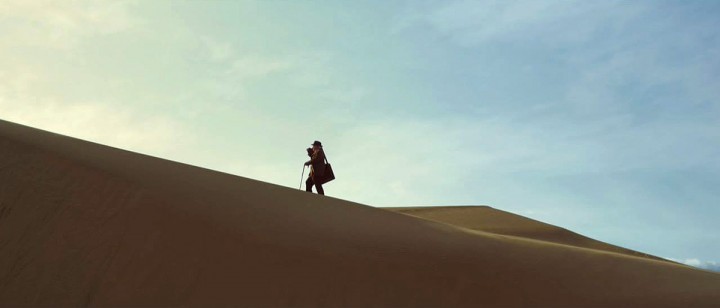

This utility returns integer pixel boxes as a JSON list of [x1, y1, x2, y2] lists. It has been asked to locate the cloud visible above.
[[396, 1, 720, 172], [0, 70, 193, 156], [0, 0, 139, 50], [394, 0, 630, 47], [667, 258, 720, 273], [193, 36, 330, 101]]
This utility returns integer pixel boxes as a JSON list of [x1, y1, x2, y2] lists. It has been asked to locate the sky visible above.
[[1, 0, 719, 272]]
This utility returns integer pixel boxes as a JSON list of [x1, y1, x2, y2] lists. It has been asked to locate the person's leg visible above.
[[316, 182, 324, 195], [305, 177, 314, 192]]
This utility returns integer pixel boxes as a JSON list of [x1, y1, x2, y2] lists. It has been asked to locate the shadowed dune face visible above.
[[1, 119, 719, 307], [385, 206, 668, 262]]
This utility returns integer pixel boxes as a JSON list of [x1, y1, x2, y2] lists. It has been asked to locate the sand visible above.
[[1, 119, 719, 307], [385, 206, 667, 262]]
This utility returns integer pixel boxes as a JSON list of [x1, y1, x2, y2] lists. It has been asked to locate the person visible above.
[[304, 140, 326, 195]]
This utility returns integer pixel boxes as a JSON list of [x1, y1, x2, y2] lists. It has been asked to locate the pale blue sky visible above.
[[1, 0, 718, 271]]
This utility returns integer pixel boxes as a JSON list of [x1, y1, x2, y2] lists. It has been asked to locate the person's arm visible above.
[[304, 148, 314, 166], [305, 150, 324, 166]]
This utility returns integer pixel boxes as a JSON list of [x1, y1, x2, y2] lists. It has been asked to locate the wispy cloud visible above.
[[0, 71, 192, 156], [389, 0, 720, 174], [0, 0, 192, 156], [0, 0, 139, 49], [667, 258, 720, 273], [394, 1, 630, 46]]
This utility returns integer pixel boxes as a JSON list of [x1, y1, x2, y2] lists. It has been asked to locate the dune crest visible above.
[[1, 119, 719, 307]]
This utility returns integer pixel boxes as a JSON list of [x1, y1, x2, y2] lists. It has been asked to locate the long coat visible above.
[[307, 149, 326, 179]]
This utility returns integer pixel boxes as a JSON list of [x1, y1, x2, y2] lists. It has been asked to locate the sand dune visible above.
[[386, 206, 667, 262], [1, 119, 719, 307]]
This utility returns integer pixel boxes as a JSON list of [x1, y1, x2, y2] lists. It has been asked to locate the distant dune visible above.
[[1, 119, 719, 307], [385, 206, 667, 262]]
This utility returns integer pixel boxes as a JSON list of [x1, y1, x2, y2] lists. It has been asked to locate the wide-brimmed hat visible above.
[[311, 140, 322, 147]]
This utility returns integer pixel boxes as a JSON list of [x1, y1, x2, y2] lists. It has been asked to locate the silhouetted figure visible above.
[[305, 140, 326, 195]]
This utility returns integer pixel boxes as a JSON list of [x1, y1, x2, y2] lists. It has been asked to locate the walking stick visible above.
[[299, 165, 306, 190]]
